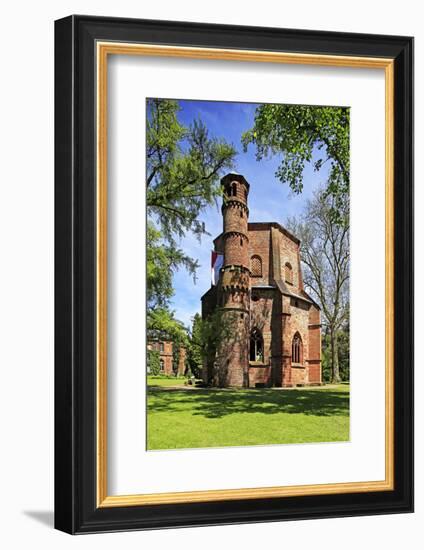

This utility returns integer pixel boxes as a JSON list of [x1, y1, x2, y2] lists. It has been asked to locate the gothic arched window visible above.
[[292, 333, 302, 364], [285, 262, 293, 285], [250, 328, 264, 362], [251, 255, 262, 277], [159, 359, 164, 371], [231, 182, 237, 196]]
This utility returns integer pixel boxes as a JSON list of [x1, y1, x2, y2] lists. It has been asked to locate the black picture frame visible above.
[[55, 15, 414, 534]]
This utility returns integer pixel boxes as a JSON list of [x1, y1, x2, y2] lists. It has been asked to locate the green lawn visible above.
[[147, 376, 188, 388], [147, 383, 350, 450]]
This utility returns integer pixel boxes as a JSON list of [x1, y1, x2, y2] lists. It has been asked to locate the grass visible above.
[[147, 383, 350, 450], [147, 375, 188, 388]]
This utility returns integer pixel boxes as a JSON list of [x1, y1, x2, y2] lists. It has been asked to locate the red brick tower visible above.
[[216, 173, 251, 387]]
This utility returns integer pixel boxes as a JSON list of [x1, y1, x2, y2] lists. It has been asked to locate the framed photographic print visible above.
[[54, 15, 414, 534]]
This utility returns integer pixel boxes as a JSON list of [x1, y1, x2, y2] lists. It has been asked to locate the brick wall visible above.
[[250, 290, 274, 365], [223, 233, 249, 267], [308, 303, 321, 383], [278, 231, 302, 291], [291, 365, 308, 385], [161, 355, 173, 375], [308, 362, 321, 384], [248, 227, 271, 285], [216, 311, 249, 387], [308, 326, 321, 361], [223, 202, 248, 234], [149, 340, 174, 375], [249, 366, 272, 387], [275, 295, 312, 386]]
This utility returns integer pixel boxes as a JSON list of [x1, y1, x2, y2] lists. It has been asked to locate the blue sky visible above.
[[166, 99, 330, 328]]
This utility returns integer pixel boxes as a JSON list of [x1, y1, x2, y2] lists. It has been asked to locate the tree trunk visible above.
[[330, 328, 341, 384]]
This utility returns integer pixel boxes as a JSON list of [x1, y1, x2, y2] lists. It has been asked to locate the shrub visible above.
[[147, 349, 161, 375]]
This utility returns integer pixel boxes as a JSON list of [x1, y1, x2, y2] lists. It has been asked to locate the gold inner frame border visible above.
[[96, 41, 394, 508]]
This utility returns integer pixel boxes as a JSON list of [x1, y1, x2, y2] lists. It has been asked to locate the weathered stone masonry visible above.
[[201, 173, 322, 388]]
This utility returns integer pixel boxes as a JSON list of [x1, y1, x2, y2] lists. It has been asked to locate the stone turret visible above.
[[216, 173, 251, 386]]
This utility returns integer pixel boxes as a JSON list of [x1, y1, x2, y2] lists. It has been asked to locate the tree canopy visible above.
[[147, 222, 196, 311], [242, 104, 350, 223], [147, 98, 236, 245], [146, 99, 236, 340], [187, 312, 203, 378]]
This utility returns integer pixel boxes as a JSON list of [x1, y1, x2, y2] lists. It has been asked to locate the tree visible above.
[[147, 98, 236, 246], [147, 222, 197, 310], [321, 324, 350, 383], [287, 191, 349, 383], [337, 323, 350, 381], [242, 104, 350, 223], [187, 313, 204, 378], [147, 349, 161, 376], [147, 307, 188, 349], [146, 222, 191, 340], [187, 310, 233, 384], [195, 309, 241, 387], [146, 99, 236, 339]]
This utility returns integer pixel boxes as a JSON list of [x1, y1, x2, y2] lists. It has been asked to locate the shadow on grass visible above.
[[147, 388, 349, 419], [148, 385, 185, 390]]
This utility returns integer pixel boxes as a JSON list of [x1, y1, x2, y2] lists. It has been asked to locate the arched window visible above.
[[285, 262, 293, 284], [292, 333, 302, 364], [159, 359, 164, 371], [251, 255, 262, 277], [159, 342, 164, 352], [250, 328, 264, 362], [231, 182, 237, 196]]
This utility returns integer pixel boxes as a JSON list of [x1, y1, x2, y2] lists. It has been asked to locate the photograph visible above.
[[51, 12, 413, 536], [146, 98, 350, 450]]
